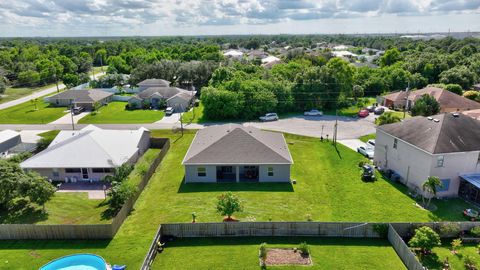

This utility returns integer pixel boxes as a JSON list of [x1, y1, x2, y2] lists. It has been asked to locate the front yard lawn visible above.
[[0, 85, 55, 105], [78, 102, 165, 124], [0, 131, 477, 269], [0, 100, 67, 124], [419, 243, 480, 270], [152, 237, 406, 270], [359, 133, 376, 143]]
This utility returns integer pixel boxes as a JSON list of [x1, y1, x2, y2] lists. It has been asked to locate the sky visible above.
[[0, 0, 479, 37]]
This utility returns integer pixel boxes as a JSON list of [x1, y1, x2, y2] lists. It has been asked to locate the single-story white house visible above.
[[0, 130, 22, 157], [21, 125, 150, 182], [374, 113, 480, 200], [182, 124, 293, 183]]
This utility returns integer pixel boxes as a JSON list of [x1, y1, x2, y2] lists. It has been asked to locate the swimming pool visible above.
[[39, 254, 107, 270]]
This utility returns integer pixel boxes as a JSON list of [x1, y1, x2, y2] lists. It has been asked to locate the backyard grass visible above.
[[78, 102, 165, 124], [419, 243, 480, 270], [359, 133, 376, 143], [38, 130, 60, 141], [0, 131, 477, 269], [0, 193, 109, 225], [152, 237, 406, 270], [0, 99, 67, 124]]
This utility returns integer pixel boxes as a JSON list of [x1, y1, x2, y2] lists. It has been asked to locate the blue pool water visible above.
[[40, 254, 107, 270]]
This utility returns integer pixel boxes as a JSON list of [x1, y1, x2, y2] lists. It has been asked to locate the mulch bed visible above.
[[264, 248, 312, 266]]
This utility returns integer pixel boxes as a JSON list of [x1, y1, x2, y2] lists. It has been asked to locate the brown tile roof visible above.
[[409, 87, 480, 111]]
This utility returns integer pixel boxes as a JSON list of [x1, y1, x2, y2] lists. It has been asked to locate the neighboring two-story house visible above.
[[374, 113, 480, 200]]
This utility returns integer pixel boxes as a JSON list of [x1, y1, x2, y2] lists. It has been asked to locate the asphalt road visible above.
[[0, 114, 376, 140]]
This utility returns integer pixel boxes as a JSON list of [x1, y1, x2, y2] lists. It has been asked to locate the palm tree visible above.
[[376, 112, 401, 126], [422, 176, 442, 208], [31, 98, 38, 111]]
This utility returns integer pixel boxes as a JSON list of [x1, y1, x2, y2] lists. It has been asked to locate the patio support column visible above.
[[236, 166, 239, 182]]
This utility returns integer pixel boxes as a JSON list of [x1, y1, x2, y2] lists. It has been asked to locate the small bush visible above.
[[470, 226, 480, 237], [259, 242, 268, 264], [438, 223, 460, 237], [450, 238, 462, 254], [373, 223, 389, 238], [464, 255, 478, 270], [91, 111, 97, 116], [298, 242, 310, 255]]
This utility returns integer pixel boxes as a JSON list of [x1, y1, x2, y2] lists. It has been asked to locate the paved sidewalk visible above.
[[155, 112, 182, 124]]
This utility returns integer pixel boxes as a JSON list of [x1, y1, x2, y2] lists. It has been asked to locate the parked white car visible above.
[[165, 107, 174, 116], [259, 113, 279, 122], [367, 139, 375, 148], [357, 146, 374, 159], [304, 109, 323, 116]]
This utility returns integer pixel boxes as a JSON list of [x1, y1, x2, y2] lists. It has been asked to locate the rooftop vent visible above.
[[433, 119, 440, 123], [452, 113, 460, 117], [427, 117, 433, 121]]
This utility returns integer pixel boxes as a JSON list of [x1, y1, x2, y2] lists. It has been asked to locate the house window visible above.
[[52, 168, 59, 177], [197, 167, 206, 177], [92, 168, 112, 173], [393, 138, 398, 149], [65, 168, 81, 173], [437, 179, 450, 192], [436, 155, 444, 167], [267, 167, 274, 177]]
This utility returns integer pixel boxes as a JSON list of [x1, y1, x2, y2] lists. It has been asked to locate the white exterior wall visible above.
[[374, 129, 480, 197], [32, 168, 113, 182], [259, 164, 291, 182]]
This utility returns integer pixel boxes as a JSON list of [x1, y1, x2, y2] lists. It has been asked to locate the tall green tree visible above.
[[408, 226, 441, 254], [216, 192, 243, 221], [380, 48, 401, 67], [411, 94, 441, 117], [422, 176, 442, 208]]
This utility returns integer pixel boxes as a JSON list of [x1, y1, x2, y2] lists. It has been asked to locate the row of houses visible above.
[[45, 79, 196, 112]]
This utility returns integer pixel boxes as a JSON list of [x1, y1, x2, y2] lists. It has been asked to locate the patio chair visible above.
[[71, 176, 78, 183], [64, 177, 70, 183]]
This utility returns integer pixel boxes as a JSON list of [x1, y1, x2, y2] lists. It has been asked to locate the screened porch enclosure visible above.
[[216, 165, 259, 183]]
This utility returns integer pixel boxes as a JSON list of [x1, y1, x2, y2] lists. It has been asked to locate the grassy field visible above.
[[419, 243, 480, 270], [324, 97, 377, 117], [0, 99, 67, 124], [78, 102, 165, 124], [359, 133, 376, 143], [0, 131, 477, 269], [152, 237, 406, 270], [181, 102, 207, 123]]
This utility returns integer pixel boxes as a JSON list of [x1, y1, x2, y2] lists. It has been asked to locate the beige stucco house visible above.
[[46, 89, 114, 110], [182, 125, 293, 183], [21, 125, 150, 182], [374, 113, 480, 200]]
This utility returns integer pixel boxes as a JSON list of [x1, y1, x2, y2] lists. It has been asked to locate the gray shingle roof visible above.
[[48, 89, 113, 103], [137, 79, 170, 87], [136, 87, 195, 102], [182, 124, 293, 165], [378, 113, 480, 154]]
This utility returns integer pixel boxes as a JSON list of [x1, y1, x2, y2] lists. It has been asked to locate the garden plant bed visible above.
[[264, 248, 312, 266]]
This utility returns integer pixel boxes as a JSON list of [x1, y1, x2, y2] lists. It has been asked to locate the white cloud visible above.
[[0, 0, 478, 36]]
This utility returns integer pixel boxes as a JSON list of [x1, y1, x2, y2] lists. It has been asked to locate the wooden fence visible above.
[[0, 138, 170, 240], [161, 222, 383, 238], [388, 224, 424, 270], [140, 225, 163, 270]]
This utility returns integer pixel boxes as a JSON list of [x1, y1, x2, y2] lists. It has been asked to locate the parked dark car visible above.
[[362, 164, 376, 181], [366, 105, 376, 112], [374, 107, 385, 115], [72, 106, 85, 115]]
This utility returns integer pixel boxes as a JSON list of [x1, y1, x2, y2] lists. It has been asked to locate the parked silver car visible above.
[[357, 145, 374, 159], [259, 113, 279, 122], [304, 109, 323, 116]]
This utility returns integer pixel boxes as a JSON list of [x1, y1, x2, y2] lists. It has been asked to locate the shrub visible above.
[[463, 90, 479, 100], [450, 238, 462, 254], [470, 226, 480, 237], [464, 255, 478, 270], [37, 137, 53, 152], [408, 226, 441, 254], [298, 242, 310, 255], [216, 192, 243, 220], [445, 84, 463, 95], [438, 223, 460, 237], [259, 243, 268, 264], [373, 223, 389, 238]]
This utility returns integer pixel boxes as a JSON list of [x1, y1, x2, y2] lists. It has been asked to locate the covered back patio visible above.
[[216, 165, 259, 183], [459, 174, 480, 205]]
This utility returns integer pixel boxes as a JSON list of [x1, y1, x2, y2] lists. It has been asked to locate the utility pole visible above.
[[70, 104, 75, 130], [403, 82, 410, 119], [333, 107, 338, 146]]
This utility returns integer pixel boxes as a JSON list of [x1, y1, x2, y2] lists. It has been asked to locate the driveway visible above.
[[155, 112, 182, 124], [245, 114, 376, 140], [49, 111, 90, 125], [337, 139, 366, 152], [19, 130, 45, 143]]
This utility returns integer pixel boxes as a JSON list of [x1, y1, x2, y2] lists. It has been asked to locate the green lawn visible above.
[[38, 130, 60, 141], [181, 102, 207, 124], [419, 243, 480, 270], [0, 99, 67, 124], [325, 97, 377, 117], [359, 133, 376, 143], [152, 237, 406, 270], [0, 85, 56, 105], [78, 102, 165, 124], [0, 131, 476, 269]]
